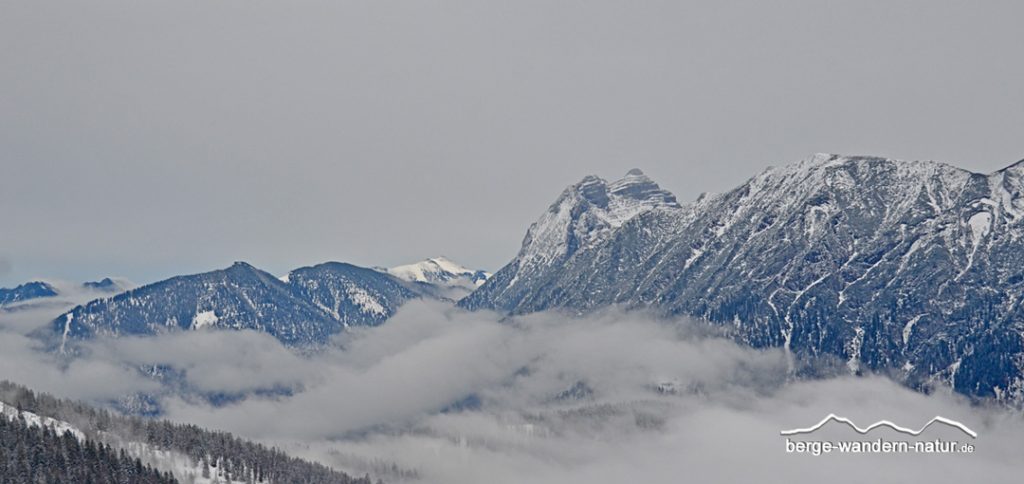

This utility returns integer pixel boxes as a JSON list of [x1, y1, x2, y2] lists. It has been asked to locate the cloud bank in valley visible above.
[[1, 300, 1022, 483], [0, 285, 160, 400]]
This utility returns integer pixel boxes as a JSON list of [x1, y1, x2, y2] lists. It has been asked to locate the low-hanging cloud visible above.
[[0, 286, 161, 400], [2, 299, 1022, 483]]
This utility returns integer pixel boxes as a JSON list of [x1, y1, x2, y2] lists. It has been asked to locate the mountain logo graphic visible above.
[[780, 414, 977, 439]]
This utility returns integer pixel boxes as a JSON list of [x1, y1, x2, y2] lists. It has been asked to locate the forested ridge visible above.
[[0, 381, 376, 484], [0, 414, 176, 484]]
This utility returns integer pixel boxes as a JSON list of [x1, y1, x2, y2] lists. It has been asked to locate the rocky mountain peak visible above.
[[462, 154, 1024, 402]]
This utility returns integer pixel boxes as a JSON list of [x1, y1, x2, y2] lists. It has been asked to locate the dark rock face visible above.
[[462, 155, 1024, 402]]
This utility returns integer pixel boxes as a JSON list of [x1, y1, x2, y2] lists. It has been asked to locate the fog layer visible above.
[[2, 301, 1020, 483]]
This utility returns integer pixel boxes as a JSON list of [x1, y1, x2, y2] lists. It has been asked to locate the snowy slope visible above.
[[286, 261, 420, 326], [0, 400, 85, 441], [1, 399, 250, 484]]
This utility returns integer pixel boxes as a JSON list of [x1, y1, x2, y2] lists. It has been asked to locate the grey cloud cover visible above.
[[3, 1, 1024, 285], [168, 303, 1022, 484], [1, 299, 1022, 482]]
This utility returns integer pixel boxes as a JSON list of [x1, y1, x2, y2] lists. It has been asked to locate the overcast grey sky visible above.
[[2, 1, 1023, 286]]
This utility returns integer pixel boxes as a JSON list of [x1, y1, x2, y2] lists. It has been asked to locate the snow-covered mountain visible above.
[[384, 256, 490, 300], [51, 261, 420, 349], [1, 278, 130, 309], [0, 281, 59, 307], [81, 277, 129, 293], [462, 155, 1024, 402], [461, 168, 684, 312]]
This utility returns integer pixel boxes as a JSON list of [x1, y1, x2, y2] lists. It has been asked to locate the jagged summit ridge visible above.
[[0, 281, 59, 307], [517, 169, 681, 269], [608, 168, 680, 206], [461, 168, 686, 311], [462, 154, 1024, 402]]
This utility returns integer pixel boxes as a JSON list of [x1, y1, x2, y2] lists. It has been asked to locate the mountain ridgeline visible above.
[[52, 261, 422, 349], [461, 155, 1024, 402], [0, 281, 59, 307], [0, 278, 128, 311], [33, 154, 1024, 403]]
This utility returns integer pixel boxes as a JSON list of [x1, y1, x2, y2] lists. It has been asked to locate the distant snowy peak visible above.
[[386, 257, 490, 286], [82, 277, 130, 293], [0, 278, 131, 309], [0, 281, 58, 307], [383, 257, 491, 301]]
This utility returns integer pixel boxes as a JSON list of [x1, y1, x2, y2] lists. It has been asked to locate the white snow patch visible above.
[[956, 211, 993, 280], [989, 170, 1024, 220], [683, 248, 704, 269], [191, 310, 219, 330], [902, 314, 923, 346], [0, 401, 85, 441], [846, 327, 865, 374], [60, 312, 74, 354], [121, 441, 249, 484], [430, 256, 479, 277], [949, 359, 963, 387], [967, 211, 992, 247], [346, 284, 386, 316]]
